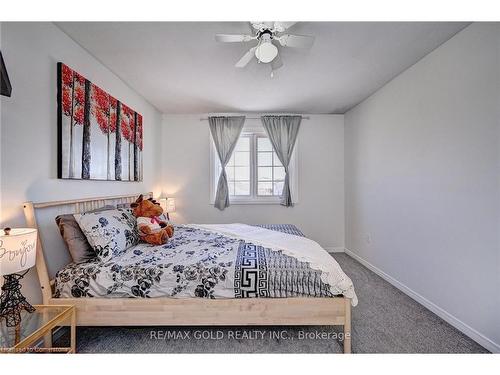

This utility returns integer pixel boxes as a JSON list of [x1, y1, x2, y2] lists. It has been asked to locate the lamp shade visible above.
[[0, 228, 37, 276], [159, 197, 176, 214], [165, 198, 176, 213]]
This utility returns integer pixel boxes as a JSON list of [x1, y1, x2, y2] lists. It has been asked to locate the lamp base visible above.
[[0, 273, 35, 328]]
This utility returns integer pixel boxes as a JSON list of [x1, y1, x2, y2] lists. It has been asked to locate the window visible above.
[[211, 127, 298, 204], [226, 136, 251, 196], [256, 137, 285, 196]]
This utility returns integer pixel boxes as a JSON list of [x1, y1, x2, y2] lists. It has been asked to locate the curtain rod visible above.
[[199, 116, 310, 121]]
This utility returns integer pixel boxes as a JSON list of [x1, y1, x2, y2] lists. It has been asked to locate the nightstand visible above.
[[0, 305, 76, 353]]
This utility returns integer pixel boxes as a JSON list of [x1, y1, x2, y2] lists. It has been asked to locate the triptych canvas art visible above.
[[57, 62, 143, 181]]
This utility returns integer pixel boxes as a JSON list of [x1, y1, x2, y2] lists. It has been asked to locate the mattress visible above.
[[54, 224, 356, 304]]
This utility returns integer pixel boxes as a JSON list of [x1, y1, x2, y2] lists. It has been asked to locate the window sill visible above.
[[232, 199, 281, 205], [209, 198, 298, 205]]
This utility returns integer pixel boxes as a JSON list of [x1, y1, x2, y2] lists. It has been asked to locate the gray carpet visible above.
[[56, 253, 488, 353]]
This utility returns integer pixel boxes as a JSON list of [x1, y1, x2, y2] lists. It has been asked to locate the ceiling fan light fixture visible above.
[[255, 41, 278, 63], [217, 22, 314, 70]]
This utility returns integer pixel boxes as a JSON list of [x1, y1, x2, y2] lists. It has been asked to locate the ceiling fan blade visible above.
[[251, 21, 274, 31], [248, 21, 257, 33], [277, 34, 315, 48], [215, 34, 255, 43], [250, 21, 262, 29], [274, 22, 297, 32], [271, 53, 283, 70], [235, 47, 257, 68]]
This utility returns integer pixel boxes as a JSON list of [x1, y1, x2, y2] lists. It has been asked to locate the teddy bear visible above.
[[130, 194, 174, 245]]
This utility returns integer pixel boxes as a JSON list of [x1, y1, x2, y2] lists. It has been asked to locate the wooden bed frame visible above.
[[23, 192, 352, 353]]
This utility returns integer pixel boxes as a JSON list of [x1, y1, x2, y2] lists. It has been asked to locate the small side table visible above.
[[0, 305, 76, 353]]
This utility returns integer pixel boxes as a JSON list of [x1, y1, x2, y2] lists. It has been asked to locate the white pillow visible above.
[[74, 208, 139, 262]]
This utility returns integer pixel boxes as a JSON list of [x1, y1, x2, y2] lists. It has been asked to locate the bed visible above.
[[24, 193, 356, 353]]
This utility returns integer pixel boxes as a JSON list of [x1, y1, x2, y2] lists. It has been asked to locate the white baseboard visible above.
[[344, 248, 500, 353], [324, 247, 345, 253]]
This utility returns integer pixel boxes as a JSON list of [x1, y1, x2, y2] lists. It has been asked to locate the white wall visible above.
[[161, 114, 344, 249], [0, 23, 163, 303], [345, 23, 500, 352]]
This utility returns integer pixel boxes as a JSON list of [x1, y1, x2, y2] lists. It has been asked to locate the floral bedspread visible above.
[[54, 224, 335, 299]]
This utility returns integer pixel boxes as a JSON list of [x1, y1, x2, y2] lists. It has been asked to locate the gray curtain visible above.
[[209, 116, 245, 210], [261, 115, 302, 206]]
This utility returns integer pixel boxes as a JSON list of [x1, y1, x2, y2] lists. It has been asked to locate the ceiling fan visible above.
[[215, 22, 315, 76]]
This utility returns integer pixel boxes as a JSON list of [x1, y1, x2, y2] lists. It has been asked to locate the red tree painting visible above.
[[61, 65, 86, 178], [91, 84, 112, 179], [135, 114, 143, 181], [121, 104, 136, 181], [58, 63, 143, 181]]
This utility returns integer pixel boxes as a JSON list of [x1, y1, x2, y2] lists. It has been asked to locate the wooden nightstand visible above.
[[0, 305, 76, 353]]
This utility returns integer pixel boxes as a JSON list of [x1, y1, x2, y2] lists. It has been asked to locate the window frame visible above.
[[225, 134, 252, 198], [209, 124, 299, 205], [255, 135, 287, 198]]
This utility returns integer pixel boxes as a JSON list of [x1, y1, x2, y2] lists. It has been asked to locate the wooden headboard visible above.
[[23, 192, 153, 302]]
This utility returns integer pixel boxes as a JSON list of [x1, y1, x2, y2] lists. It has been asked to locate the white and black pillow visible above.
[[74, 208, 139, 262]]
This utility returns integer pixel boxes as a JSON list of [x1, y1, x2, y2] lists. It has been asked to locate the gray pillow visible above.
[[55, 205, 115, 263], [116, 203, 131, 209]]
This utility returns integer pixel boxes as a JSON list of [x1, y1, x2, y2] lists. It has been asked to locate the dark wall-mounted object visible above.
[[1, 51, 12, 97]]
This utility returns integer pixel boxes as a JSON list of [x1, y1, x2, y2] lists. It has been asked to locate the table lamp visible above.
[[0, 227, 38, 329], [159, 197, 176, 220]]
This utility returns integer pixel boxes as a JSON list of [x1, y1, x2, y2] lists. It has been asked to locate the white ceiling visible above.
[[56, 22, 469, 114]]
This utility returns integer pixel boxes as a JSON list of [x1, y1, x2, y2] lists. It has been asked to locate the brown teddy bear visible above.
[[130, 195, 174, 245]]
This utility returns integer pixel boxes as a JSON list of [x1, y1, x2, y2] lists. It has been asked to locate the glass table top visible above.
[[0, 305, 72, 348]]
